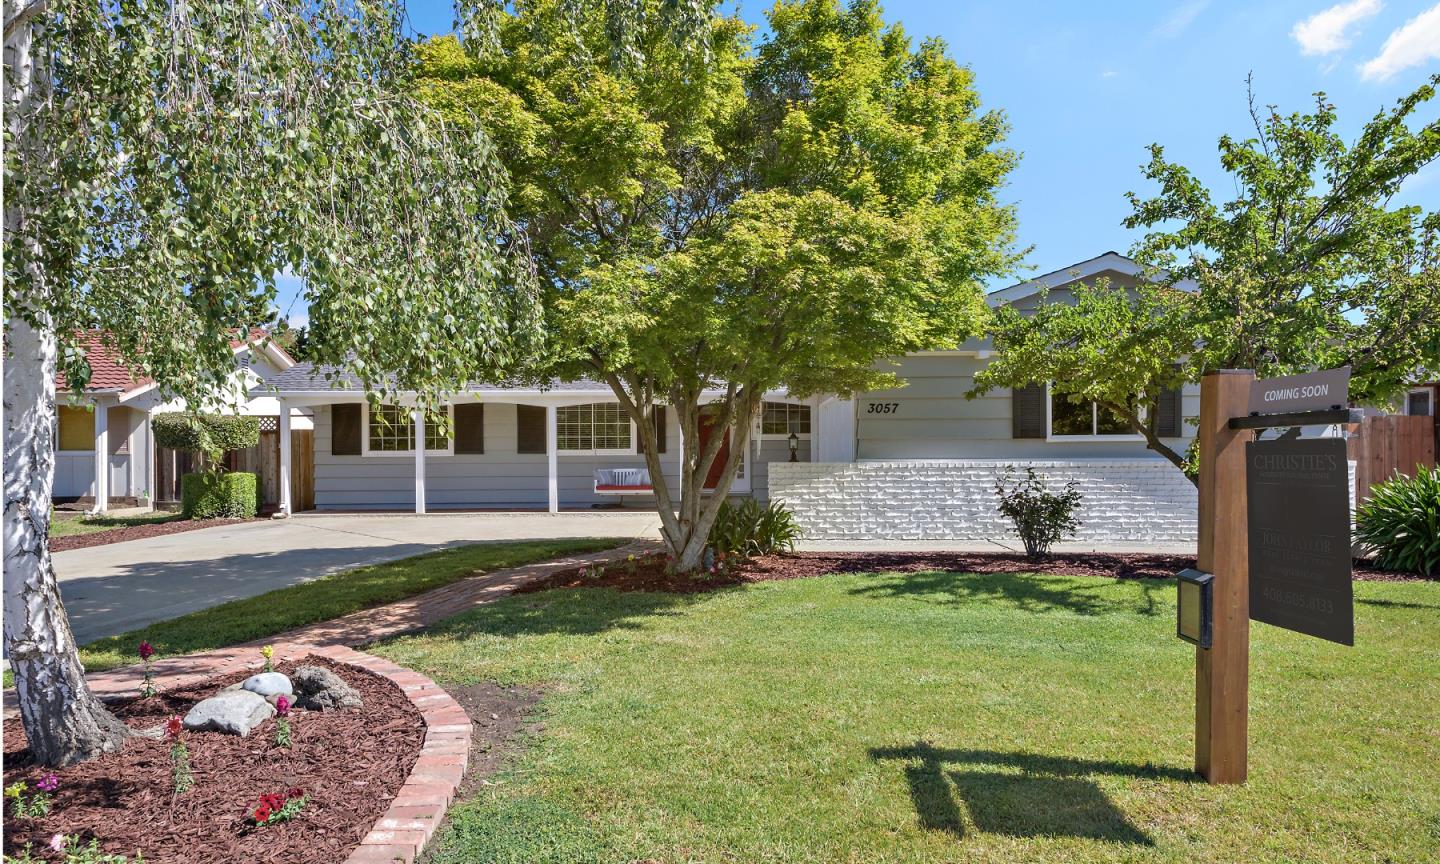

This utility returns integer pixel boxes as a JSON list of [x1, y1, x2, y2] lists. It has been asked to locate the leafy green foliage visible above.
[[1355, 465, 1440, 577], [971, 77, 1440, 476], [180, 472, 259, 519], [708, 499, 803, 557], [414, 0, 1019, 566], [153, 414, 259, 462], [994, 467, 1084, 559]]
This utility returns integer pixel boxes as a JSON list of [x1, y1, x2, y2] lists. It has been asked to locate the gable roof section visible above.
[[987, 251, 1198, 306], [57, 328, 295, 400]]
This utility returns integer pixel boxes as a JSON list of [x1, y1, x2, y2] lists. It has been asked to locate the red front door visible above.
[[698, 409, 730, 490]]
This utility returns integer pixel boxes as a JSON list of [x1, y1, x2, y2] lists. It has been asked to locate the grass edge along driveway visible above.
[[375, 569, 1440, 864], [76, 537, 628, 672]]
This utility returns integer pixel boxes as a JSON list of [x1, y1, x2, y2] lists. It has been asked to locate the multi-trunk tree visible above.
[[2, 0, 555, 766], [972, 76, 1440, 479], [415, 0, 1021, 569]]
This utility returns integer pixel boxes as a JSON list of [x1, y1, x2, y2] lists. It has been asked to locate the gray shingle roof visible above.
[[256, 361, 613, 395]]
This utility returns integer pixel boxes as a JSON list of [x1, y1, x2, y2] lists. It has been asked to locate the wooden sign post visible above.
[[1189, 367, 1357, 784], [1194, 370, 1254, 784]]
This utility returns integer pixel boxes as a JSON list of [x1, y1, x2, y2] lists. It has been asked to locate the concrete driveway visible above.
[[55, 512, 660, 645]]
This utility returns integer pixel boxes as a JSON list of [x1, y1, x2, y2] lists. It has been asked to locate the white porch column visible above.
[[413, 408, 427, 514], [144, 410, 156, 508], [278, 401, 293, 516], [92, 401, 109, 513], [546, 404, 558, 514]]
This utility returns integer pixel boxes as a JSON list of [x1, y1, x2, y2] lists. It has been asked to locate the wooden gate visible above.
[[232, 420, 314, 511], [1347, 415, 1437, 502]]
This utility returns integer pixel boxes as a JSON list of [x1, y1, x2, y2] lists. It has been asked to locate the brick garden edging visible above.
[[35, 641, 471, 864]]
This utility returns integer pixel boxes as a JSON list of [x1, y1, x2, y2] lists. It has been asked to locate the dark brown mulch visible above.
[[2, 656, 423, 863], [516, 550, 1432, 596], [50, 517, 259, 553]]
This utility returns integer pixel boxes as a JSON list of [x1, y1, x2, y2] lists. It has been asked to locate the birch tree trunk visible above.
[[4, 8, 131, 767]]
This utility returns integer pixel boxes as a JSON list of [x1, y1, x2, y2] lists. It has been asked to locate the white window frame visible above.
[[1044, 383, 1145, 442], [361, 403, 454, 457], [758, 401, 813, 439], [1407, 388, 1434, 416], [556, 402, 636, 457]]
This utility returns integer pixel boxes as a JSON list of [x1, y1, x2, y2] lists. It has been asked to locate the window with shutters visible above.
[[760, 402, 811, 437], [557, 403, 633, 454], [1047, 385, 1144, 440], [362, 404, 453, 455]]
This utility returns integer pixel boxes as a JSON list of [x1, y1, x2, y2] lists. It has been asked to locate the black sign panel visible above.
[[1247, 438, 1354, 645]]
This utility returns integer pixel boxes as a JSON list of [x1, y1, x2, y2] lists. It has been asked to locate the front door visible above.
[[697, 408, 748, 492]]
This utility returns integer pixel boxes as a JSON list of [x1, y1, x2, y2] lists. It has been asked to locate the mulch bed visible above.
[[2, 656, 423, 863], [517, 550, 1431, 595], [50, 517, 259, 553]]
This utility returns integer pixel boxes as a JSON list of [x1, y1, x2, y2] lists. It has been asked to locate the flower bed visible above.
[[2, 657, 423, 863]]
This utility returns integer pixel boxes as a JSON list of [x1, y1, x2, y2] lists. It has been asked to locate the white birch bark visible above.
[[4, 3, 130, 766]]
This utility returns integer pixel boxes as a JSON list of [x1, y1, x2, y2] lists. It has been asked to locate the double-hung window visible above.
[[557, 403, 633, 454], [760, 402, 811, 437], [363, 405, 452, 455]]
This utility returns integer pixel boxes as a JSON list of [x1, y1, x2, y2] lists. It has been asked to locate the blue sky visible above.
[[276, 0, 1440, 325]]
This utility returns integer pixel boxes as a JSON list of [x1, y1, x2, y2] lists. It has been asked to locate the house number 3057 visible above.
[[866, 402, 899, 414]]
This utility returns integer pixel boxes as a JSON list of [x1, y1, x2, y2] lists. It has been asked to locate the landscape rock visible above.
[[291, 665, 363, 711], [183, 690, 275, 736], [241, 672, 294, 698]]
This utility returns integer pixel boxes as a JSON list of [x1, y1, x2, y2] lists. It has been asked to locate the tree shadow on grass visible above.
[[411, 585, 715, 641], [848, 571, 1171, 618], [870, 741, 1193, 844]]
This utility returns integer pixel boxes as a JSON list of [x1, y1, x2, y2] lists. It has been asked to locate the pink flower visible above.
[[35, 773, 58, 793], [275, 695, 291, 717], [165, 716, 183, 739], [49, 834, 66, 852], [138, 641, 155, 661]]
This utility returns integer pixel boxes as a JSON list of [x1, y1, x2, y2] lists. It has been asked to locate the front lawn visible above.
[[49, 511, 184, 538], [376, 570, 1440, 864], [77, 538, 627, 673]]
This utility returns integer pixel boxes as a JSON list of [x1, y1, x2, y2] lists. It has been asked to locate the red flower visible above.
[[275, 695, 290, 716], [253, 803, 271, 823], [286, 787, 304, 800], [165, 716, 183, 739], [138, 641, 155, 661]]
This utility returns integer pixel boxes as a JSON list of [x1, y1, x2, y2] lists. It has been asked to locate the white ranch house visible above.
[[258, 252, 1247, 542]]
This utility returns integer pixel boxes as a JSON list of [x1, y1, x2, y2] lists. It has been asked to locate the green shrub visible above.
[[994, 466, 1084, 560], [154, 413, 260, 460], [709, 499, 803, 557], [181, 471, 259, 519], [1355, 465, 1440, 577]]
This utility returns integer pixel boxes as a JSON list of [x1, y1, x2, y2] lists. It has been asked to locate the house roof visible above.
[[259, 361, 616, 396], [987, 251, 1198, 306], [58, 328, 295, 400]]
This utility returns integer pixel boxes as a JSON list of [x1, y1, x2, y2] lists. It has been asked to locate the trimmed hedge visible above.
[[181, 471, 260, 519], [154, 413, 260, 458]]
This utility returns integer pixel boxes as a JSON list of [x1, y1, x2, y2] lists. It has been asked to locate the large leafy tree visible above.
[[0, 0, 594, 767], [972, 77, 1440, 477], [415, 0, 1019, 570]]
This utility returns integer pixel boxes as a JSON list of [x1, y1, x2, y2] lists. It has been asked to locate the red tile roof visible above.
[[55, 331, 154, 395]]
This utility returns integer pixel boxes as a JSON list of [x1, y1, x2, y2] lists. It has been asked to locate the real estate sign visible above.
[[1246, 437, 1354, 645], [1246, 367, 1350, 415]]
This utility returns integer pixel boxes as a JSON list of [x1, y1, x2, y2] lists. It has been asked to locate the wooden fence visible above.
[[1347, 415, 1436, 502]]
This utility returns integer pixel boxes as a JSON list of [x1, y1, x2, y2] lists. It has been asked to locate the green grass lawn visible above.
[[375, 571, 1440, 864], [49, 511, 184, 538], [77, 538, 626, 673]]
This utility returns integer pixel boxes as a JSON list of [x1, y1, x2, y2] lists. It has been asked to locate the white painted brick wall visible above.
[[770, 459, 1361, 544], [769, 460, 1200, 543]]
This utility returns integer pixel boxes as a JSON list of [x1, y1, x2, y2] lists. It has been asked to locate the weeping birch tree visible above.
[[414, 0, 1021, 570], [1, 0, 563, 767]]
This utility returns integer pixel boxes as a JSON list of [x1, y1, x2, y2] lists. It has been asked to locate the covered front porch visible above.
[[268, 384, 856, 516]]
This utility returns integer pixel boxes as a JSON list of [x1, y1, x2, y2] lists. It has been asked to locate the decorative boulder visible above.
[[291, 665, 362, 711], [183, 690, 275, 736], [241, 672, 293, 698]]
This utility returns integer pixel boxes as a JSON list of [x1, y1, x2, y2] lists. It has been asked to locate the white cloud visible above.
[[1292, 0, 1383, 56], [1154, 0, 1210, 38], [1360, 4, 1440, 80]]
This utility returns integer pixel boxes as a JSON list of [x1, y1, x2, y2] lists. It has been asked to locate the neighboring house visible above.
[[54, 330, 300, 512], [258, 252, 1209, 542]]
